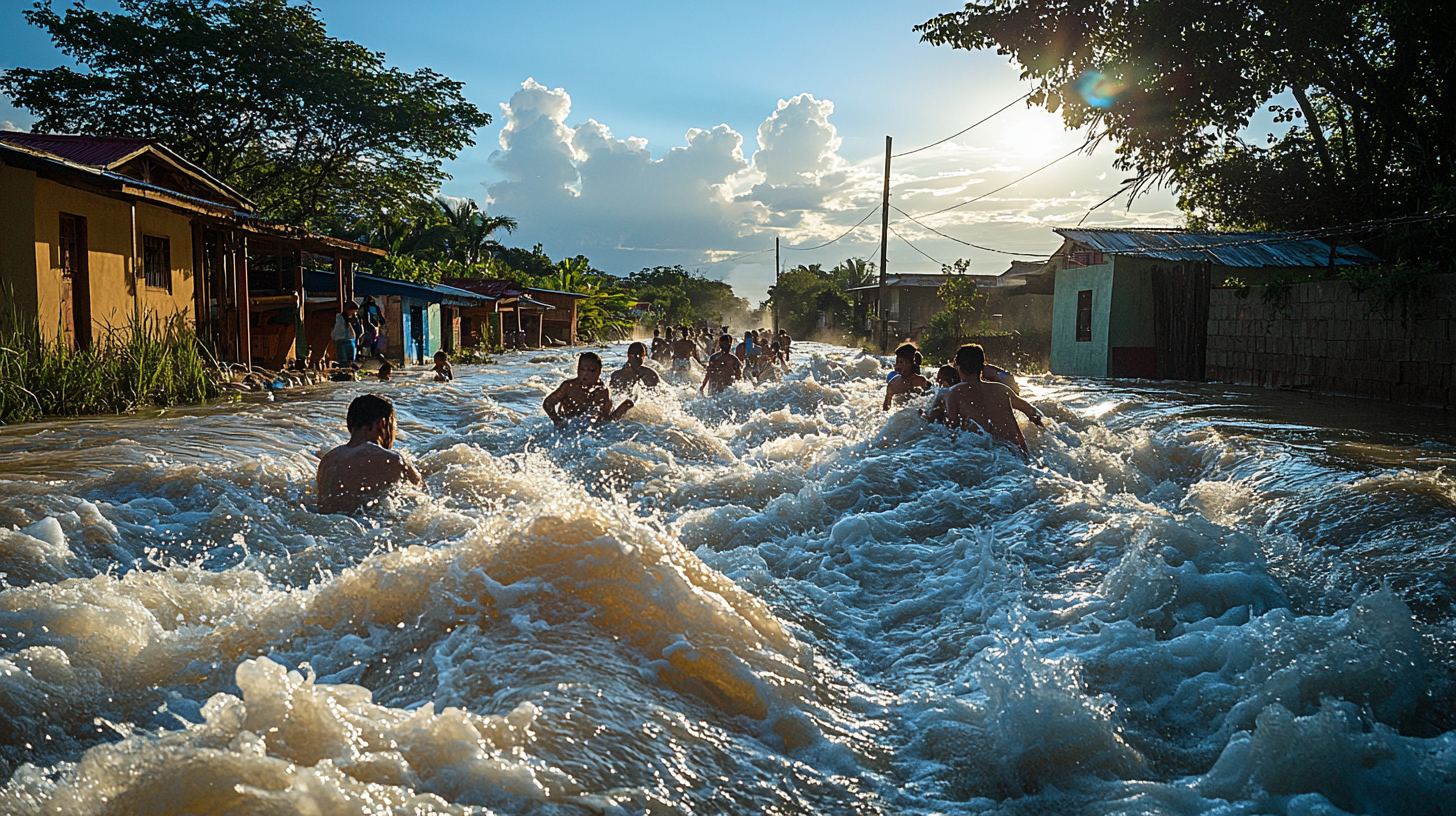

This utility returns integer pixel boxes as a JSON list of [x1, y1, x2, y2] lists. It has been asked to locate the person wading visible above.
[[316, 394, 423, 513], [610, 342, 661, 390], [544, 351, 635, 427], [925, 343, 1044, 454], [700, 334, 743, 397]]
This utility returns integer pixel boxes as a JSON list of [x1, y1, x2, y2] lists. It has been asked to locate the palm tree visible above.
[[435, 197, 517, 265]]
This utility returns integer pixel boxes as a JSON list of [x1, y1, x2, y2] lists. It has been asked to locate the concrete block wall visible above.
[[1205, 274, 1455, 409]]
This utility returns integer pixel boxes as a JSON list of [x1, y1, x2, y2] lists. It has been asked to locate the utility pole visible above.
[[877, 135, 892, 354], [773, 237, 780, 334]]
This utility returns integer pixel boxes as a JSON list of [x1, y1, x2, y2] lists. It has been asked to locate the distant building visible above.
[[846, 265, 1051, 342], [0, 132, 381, 369], [1044, 228, 1379, 379]]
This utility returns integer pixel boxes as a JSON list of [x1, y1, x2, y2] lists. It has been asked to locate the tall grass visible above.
[[0, 303, 222, 425]]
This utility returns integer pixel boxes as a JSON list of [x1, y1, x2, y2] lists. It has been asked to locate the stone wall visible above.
[[1205, 274, 1456, 408]]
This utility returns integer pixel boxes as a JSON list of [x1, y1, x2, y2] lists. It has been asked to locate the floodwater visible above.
[[0, 342, 1453, 815]]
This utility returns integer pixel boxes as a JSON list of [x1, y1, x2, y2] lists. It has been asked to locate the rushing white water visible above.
[[0, 341, 1453, 815]]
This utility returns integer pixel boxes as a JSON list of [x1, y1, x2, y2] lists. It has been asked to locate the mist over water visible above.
[[1, 342, 1453, 815]]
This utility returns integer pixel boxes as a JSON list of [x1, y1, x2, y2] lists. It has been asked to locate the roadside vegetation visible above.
[[0, 305, 221, 425]]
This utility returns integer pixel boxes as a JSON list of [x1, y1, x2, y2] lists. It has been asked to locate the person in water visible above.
[[610, 341, 661, 390], [670, 327, 702, 373], [377, 360, 393, 381], [432, 350, 453, 382], [777, 329, 793, 362], [544, 351, 635, 427], [316, 394, 423, 514], [936, 365, 959, 389], [883, 343, 931, 410], [700, 334, 743, 396], [925, 343, 1044, 454], [650, 329, 671, 363]]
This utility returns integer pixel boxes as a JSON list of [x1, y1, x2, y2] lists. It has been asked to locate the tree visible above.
[[435, 198, 517, 265], [2, 0, 491, 227], [921, 259, 988, 363], [629, 266, 747, 327], [918, 0, 1456, 257]]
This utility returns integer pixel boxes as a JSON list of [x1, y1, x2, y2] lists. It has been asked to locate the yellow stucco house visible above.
[[0, 132, 381, 368]]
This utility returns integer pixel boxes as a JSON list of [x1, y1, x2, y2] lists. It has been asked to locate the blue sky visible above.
[[1, 0, 1188, 303]]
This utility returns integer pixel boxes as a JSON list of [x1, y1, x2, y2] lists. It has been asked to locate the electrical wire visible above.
[[892, 93, 1032, 159], [784, 204, 882, 252], [909, 138, 1098, 220], [695, 246, 776, 267], [890, 205, 1049, 257], [888, 223, 943, 265]]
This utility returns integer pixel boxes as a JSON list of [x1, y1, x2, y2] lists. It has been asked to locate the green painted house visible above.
[[1046, 228, 1378, 380]]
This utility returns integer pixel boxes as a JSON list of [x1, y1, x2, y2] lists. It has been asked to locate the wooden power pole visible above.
[[877, 136, 892, 353], [774, 236, 780, 334]]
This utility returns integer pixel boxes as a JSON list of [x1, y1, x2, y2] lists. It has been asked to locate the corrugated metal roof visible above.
[[305, 270, 495, 306], [1055, 228, 1380, 268], [0, 132, 154, 167], [439, 278, 518, 299]]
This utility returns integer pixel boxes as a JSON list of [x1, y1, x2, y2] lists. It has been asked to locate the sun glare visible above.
[[1002, 119, 1063, 158]]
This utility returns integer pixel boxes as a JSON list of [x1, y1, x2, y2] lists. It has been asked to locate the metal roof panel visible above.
[[1055, 228, 1380, 268]]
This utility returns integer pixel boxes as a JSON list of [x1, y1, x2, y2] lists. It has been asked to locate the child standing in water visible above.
[[432, 350, 453, 382], [925, 343, 1043, 453], [544, 351, 635, 427], [701, 334, 743, 396]]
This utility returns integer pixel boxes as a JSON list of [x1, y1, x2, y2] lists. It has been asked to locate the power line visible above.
[[784, 204, 882, 252], [696, 246, 776, 267], [909, 137, 1100, 221], [888, 223, 943, 265], [890, 205, 1049, 257], [892, 93, 1032, 159]]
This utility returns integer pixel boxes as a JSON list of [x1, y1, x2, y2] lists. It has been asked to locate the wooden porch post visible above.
[[292, 249, 306, 366], [237, 234, 252, 370], [333, 255, 346, 312]]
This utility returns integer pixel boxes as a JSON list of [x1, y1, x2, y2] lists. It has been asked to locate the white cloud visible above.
[[0, 121, 21, 132]]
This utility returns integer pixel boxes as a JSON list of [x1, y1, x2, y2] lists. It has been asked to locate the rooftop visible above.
[[1055, 228, 1380, 268]]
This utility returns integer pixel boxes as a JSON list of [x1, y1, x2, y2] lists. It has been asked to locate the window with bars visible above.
[[143, 235, 171, 291]]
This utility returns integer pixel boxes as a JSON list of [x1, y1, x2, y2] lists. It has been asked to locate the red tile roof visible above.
[[0, 132, 156, 168], [439, 278, 523, 299]]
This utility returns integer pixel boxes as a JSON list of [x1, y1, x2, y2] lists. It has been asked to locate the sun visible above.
[[1002, 117, 1065, 159]]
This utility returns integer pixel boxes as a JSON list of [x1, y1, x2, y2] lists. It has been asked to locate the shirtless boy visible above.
[[316, 394, 423, 514], [650, 329, 671, 363], [883, 343, 932, 410], [610, 342, 661, 390], [925, 343, 1044, 453], [700, 334, 743, 396], [671, 328, 703, 373], [544, 351, 635, 427]]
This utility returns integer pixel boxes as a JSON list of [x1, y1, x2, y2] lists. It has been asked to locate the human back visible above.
[[934, 344, 1030, 453]]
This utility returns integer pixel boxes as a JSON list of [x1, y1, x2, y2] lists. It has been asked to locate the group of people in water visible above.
[[316, 331, 1041, 512]]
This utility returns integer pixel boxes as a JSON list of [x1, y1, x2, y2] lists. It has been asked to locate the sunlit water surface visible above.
[[0, 342, 1453, 815]]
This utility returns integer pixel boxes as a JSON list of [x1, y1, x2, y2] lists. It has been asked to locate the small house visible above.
[[1045, 228, 1378, 380], [0, 132, 381, 369]]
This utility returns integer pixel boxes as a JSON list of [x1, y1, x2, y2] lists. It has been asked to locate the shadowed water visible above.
[[0, 342, 1453, 815]]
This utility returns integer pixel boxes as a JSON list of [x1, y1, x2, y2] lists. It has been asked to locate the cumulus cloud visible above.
[[476, 78, 1180, 293], [485, 80, 878, 264], [0, 121, 21, 132]]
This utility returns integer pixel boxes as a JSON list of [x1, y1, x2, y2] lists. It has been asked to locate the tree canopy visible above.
[[763, 258, 876, 339], [918, 0, 1456, 257], [629, 266, 748, 328], [1, 0, 491, 227]]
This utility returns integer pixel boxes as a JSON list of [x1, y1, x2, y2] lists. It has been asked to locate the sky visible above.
[[0, 0, 1190, 304]]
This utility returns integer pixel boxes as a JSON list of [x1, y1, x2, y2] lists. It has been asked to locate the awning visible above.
[[304, 269, 495, 307]]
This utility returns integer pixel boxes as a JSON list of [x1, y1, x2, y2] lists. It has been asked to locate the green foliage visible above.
[[1, 304, 221, 424], [920, 260, 990, 363], [918, 0, 1456, 249], [630, 266, 748, 328], [762, 258, 875, 338], [2, 0, 490, 227]]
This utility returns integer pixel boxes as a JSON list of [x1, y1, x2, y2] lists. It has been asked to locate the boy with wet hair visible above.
[[544, 351, 635, 427], [432, 350, 453, 382], [316, 394, 423, 514], [883, 343, 932, 410], [700, 334, 743, 396], [925, 343, 1044, 454], [610, 341, 661, 390]]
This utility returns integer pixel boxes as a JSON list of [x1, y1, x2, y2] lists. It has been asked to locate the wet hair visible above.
[[955, 343, 986, 372], [653, 329, 660, 337], [627, 341, 646, 357], [937, 365, 960, 387], [433, 350, 448, 363], [579, 351, 603, 369], [346, 394, 394, 431], [894, 342, 918, 359]]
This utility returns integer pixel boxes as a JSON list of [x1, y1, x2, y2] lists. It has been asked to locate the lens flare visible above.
[[1076, 70, 1126, 109]]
